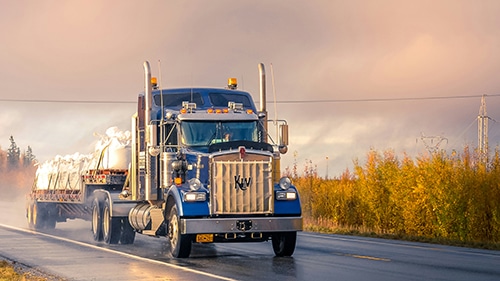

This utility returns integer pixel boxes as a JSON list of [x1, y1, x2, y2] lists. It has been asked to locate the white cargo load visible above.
[[34, 127, 131, 191]]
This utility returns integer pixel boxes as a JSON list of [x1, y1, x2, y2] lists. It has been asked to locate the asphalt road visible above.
[[1, 198, 499, 281]]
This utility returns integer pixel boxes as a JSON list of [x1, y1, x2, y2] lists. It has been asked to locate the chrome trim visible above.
[[211, 156, 273, 215], [258, 63, 267, 142], [180, 216, 302, 234], [112, 202, 139, 217]]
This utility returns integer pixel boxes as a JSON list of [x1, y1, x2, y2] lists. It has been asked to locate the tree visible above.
[[7, 136, 20, 169], [23, 146, 36, 166]]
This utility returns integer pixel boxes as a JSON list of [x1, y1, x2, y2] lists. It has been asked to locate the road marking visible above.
[[345, 254, 391, 262], [0, 223, 237, 281], [299, 232, 500, 259]]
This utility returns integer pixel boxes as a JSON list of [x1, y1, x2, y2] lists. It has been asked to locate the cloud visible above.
[[2, 0, 500, 176]]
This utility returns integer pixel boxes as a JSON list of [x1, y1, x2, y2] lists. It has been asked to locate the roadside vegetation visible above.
[[0, 260, 48, 281], [291, 147, 500, 250], [0, 135, 36, 199]]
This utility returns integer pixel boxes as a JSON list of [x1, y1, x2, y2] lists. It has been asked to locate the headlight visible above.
[[188, 178, 202, 191], [184, 192, 206, 202], [276, 190, 297, 200], [279, 177, 292, 190]]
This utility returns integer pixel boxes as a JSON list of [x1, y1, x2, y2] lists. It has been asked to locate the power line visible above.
[[1, 93, 500, 105], [268, 93, 500, 104], [0, 99, 136, 104]]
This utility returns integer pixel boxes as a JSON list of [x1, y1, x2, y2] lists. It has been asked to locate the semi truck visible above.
[[26, 61, 302, 258]]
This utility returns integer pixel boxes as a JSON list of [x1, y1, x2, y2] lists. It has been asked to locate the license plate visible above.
[[196, 234, 214, 243]]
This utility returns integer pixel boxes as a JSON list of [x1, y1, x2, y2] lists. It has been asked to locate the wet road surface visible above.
[[1, 199, 500, 281]]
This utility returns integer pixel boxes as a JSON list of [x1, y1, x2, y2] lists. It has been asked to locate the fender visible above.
[[92, 189, 135, 217], [165, 185, 184, 216], [165, 185, 210, 217], [273, 185, 302, 216], [92, 189, 111, 211]]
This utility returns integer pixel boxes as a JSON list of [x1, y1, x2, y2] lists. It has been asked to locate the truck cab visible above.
[[120, 63, 302, 258]]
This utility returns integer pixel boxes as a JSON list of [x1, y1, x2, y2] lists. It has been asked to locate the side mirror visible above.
[[279, 124, 289, 146]]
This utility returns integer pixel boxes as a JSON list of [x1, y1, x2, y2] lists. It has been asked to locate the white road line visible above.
[[299, 232, 500, 259], [0, 223, 238, 281]]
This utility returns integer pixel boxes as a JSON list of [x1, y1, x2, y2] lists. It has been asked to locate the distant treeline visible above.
[[0, 136, 36, 198], [293, 147, 500, 245]]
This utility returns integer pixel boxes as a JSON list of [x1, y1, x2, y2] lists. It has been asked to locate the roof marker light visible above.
[[228, 78, 237, 90], [151, 77, 158, 89]]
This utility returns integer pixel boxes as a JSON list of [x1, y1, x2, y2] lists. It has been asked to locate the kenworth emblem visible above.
[[239, 146, 246, 160], [234, 175, 252, 190]]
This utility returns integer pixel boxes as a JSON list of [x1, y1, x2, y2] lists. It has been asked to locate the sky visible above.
[[1, 0, 500, 177]]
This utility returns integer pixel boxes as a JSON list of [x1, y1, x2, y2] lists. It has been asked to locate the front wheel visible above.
[[272, 232, 297, 257], [167, 205, 192, 258]]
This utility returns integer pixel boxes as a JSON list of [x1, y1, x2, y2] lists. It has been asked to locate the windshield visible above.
[[181, 121, 259, 146], [153, 92, 203, 107]]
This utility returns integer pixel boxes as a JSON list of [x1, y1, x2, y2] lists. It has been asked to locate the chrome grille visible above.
[[211, 154, 273, 215]]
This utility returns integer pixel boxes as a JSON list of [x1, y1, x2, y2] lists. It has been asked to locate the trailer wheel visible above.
[[119, 218, 136, 245], [44, 203, 57, 230], [272, 232, 297, 257], [28, 201, 45, 230], [102, 198, 121, 244], [167, 205, 191, 258], [27, 201, 35, 229], [91, 198, 103, 241]]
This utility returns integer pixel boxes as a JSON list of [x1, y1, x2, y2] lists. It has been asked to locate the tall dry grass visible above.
[[294, 147, 500, 246]]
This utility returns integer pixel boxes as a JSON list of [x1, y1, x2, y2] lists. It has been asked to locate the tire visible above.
[[272, 232, 297, 257], [102, 198, 121, 244], [27, 201, 58, 230], [44, 203, 57, 230], [119, 218, 136, 245], [167, 205, 191, 258], [26, 201, 35, 229], [29, 201, 45, 230], [91, 197, 103, 241]]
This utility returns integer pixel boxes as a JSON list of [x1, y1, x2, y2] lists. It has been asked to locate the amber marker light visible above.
[[174, 177, 182, 186], [151, 77, 158, 89], [228, 77, 237, 89]]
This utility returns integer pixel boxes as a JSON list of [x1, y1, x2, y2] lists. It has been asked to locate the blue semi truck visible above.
[[27, 61, 302, 258]]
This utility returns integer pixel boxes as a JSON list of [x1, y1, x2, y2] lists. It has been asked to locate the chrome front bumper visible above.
[[180, 216, 303, 234]]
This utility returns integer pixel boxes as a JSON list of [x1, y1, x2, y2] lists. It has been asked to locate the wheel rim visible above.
[[32, 204, 38, 226], [103, 206, 110, 239], [169, 213, 179, 248], [92, 204, 99, 235], [27, 204, 33, 225]]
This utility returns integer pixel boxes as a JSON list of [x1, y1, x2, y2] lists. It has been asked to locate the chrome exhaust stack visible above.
[[143, 61, 158, 201], [144, 61, 152, 134], [258, 63, 268, 143]]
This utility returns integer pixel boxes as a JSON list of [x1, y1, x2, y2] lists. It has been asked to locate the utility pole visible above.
[[420, 133, 448, 155], [478, 95, 489, 163], [325, 156, 329, 180]]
